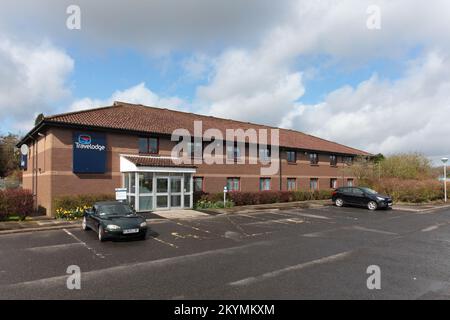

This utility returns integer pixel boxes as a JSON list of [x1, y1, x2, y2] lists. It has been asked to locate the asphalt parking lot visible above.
[[1, 205, 450, 299]]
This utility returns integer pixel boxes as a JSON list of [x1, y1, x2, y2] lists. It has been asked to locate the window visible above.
[[330, 178, 338, 189], [227, 145, 241, 161], [139, 137, 158, 154], [310, 178, 319, 191], [193, 177, 204, 192], [259, 178, 271, 191], [138, 172, 153, 193], [287, 178, 296, 191], [347, 179, 354, 187], [186, 141, 203, 158], [330, 155, 337, 166], [310, 153, 319, 165], [343, 156, 353, 164], [227, 177, 240, 191], [259, 147, 271, 162], [287, 151, 296, 163]]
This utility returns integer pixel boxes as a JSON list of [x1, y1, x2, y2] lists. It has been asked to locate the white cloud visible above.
[[0, 0, 292, 54], [196, 48, 305, 126], [69, 82, 187, 112], [0, 36, 74, 131], [194, 0, 450, 159], [280, 51, 450, 157]]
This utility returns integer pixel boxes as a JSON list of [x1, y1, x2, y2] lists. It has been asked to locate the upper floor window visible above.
[[139, 137, 158, 154], [226, 145, 241, 161], [259, 178, 271, 191], [287, 151, 296, 163], [187, 141, 203, 158], [330, 155, 337, 166], [343, 156, 353, 164], [310, 153, 319, 165], [259, 147, 271, 162]]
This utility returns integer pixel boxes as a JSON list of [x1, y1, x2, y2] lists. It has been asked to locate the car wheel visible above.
[[335, 198, 344, 207], [368, 201, 378, 211], [98, 225, 106, 242], [81, 217, 89, 231]]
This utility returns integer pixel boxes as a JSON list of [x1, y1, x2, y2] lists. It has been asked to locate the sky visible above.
[[0, 0, 449, 164]]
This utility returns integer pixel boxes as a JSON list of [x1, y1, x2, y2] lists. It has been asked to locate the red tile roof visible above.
[[42, 101, 370, 155], [124, 155, 196, 168]]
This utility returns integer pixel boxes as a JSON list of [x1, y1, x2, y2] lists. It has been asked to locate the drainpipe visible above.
[[26, 134, 37, 212], [279, 148, 282, 191]]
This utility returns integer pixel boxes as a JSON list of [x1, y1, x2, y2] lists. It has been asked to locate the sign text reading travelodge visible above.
[[73, 132, 107, 173]]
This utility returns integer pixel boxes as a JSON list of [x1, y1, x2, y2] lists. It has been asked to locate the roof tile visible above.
[[45, 101, 370, 156]]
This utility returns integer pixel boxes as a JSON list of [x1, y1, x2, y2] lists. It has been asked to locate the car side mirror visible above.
[[85, 208, 94, 216]]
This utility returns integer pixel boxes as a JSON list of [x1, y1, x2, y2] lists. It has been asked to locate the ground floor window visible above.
[[330, 178, 338, 189], [193, 177, 204, 192], [347, 178, 354, 187], [123, 172, 193, 211], [227, 177, 240, 191], [310, 178, 319, 191], [259, 178, 271, 191], [287, 178, 296, 191]]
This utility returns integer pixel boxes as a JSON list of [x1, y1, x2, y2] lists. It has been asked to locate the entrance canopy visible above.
[[120, 155, 197, 212]]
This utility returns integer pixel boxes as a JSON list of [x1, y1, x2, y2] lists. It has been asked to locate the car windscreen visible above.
[[360, 187, 378, 194], [97, 204, 133, 216]]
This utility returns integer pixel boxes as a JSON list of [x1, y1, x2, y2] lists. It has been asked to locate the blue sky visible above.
[[0, 0, 449, 162]]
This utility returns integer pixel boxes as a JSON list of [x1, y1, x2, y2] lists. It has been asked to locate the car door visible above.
[[340, 188, 354, 204], [351, 188, 367, 206], [90, 205, 101, 232]]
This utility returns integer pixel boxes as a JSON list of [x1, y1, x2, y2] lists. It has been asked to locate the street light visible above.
[[442, 157, 448, 203]]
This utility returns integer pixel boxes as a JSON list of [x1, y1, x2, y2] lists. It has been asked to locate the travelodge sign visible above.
[[73, 132, 107, 173]]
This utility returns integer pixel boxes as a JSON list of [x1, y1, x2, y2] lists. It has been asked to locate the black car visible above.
[[82, 201, 147, 241], [332, 187, 393, 211]]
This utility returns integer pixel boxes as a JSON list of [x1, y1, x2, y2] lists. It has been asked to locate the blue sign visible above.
[[20, 154, 27, 170], [73, 132, 107, 173]]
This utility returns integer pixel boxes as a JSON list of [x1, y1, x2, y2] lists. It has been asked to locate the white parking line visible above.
[[351, 226, 397, 235], [239, 214, 294, 226], [421, 223, 447, 232], [228, 251, 353, 287], [26, 242, 84, 252], [3, 240, 273, 289], [295, 213, 330, 220], [63, 229, 105, 259]]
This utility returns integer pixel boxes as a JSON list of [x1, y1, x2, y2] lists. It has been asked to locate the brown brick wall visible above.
[[23, 127, 357, 216]]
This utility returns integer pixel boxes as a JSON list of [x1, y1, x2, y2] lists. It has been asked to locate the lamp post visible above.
[[442, 157, 448, 203]]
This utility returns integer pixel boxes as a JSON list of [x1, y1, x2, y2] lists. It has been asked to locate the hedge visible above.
[[194, 190, 332, 207], [369, 178, 443, 203], [0, 189, 34, 221], [53, 194, 115, 220]]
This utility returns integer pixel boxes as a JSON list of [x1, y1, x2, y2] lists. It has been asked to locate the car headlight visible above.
[[140, 221, 147, 228], [376, 196, 385, 201], [106, 224, 121, 230]]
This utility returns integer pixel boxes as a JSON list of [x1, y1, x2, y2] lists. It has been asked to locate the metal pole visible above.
[[445, 164, 447, 203]]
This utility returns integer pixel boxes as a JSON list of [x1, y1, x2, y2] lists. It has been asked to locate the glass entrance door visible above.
[[156, 177, 169, 209], [170, 177, 182, 208]]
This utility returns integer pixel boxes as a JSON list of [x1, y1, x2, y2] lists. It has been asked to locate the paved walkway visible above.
[[153, 209, 209, 219], [1, 202, 449, 234]]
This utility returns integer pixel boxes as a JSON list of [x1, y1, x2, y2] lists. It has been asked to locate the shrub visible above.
[[53, 193, 115, 220], [194, 190, 333, 207], [369, 178, 442, 203], [0, 188, 33, 221], [195, 199, 234, 209]]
